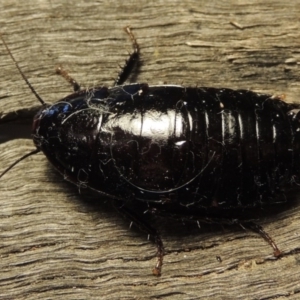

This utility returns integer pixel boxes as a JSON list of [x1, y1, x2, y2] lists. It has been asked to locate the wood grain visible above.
[[1, 1, 300, 299]]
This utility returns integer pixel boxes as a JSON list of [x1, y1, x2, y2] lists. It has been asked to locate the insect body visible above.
[[33, 85, 300, 212], [1, 27, 300, 276]]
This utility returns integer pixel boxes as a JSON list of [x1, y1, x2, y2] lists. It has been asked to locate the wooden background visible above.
[[1, 1, 300, 299]]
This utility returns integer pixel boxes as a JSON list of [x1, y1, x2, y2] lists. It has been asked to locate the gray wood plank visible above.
[[1, 1, 300, 299]]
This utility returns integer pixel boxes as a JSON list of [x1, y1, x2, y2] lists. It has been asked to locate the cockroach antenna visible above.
[[1, 34, 46, 106], [0, 34, 43, 178], [0, 149, 41, 179]]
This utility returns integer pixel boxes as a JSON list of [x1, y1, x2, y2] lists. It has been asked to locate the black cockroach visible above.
[[1, 27, 300, 276]]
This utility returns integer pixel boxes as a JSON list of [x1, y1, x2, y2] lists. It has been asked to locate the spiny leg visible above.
[[242, 222, 282, 257], [56, 65, 81, 92], [113, 200, 164, 276], [56, 27, 139, 89], [114, 26, 140, 86]]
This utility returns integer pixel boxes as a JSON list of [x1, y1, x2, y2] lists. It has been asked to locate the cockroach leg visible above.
[[56, 65, 81, 92], [242, 222, 282, 257], [113, 200, 164, 276], [114, 26, 140, 86]]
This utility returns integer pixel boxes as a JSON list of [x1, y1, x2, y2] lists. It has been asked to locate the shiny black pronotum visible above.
[[1, 27, 300, 276]]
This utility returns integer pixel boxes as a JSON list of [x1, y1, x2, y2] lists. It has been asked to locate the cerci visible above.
[[1, 27, 300, 276]]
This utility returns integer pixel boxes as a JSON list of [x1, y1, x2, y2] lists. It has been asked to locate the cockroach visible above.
[[1, 27, 299, 276]]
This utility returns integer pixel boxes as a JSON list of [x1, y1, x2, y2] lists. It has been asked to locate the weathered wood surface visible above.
[[1, 1, 300, 299]]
